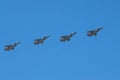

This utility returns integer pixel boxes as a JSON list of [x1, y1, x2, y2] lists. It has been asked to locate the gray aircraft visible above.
[[60, 32, 77, 42], [87, 27, 103, 37], [4, 42, 21, 51], [34, 36, 50, 45]]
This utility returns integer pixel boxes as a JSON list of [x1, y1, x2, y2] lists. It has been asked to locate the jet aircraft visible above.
[[4, 42, 21, 51], [34, 36, 50, 45], [60, 32, 77, 42], [87, 27, 103, 36]]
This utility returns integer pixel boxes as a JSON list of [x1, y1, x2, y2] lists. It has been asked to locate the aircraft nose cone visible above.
[[87, 32, 91, 36], [34, 40, 38, 45], [4, 46, 8, 51]]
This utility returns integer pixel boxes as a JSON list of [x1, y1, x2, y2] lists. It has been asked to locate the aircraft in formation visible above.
[[4, 27, 103, 51], [34, 36, 50, 45], [4, 42, 20, 51], [87, 27, 104, 37], [60, 32, 77, 42]]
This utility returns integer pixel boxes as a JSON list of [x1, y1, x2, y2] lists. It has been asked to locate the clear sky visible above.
[[0, 0, 120, 80]]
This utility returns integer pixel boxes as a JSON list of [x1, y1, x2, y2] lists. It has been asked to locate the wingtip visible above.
[[99, 26, 104, 29]]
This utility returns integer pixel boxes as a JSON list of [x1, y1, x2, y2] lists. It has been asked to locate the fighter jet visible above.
[[34, 36, 50, 45], [87, 27, 103, 37], [60, 32, 77, 42], [4, 42, 21, 51]]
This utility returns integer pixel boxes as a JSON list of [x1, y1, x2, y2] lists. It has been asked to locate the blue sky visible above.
[[0, 0, 120, 80]]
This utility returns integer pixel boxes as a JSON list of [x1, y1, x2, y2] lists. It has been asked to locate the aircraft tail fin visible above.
[[70, 32, 77, 37], [16, 42, 21, 45], [97, 26, 104, 32], [14, 42, 21, 46], [43, 36, 50, 40]]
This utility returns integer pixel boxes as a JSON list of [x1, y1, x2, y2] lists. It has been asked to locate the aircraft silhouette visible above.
[[87, 27, 103, 36], [4, 42, 21, 51], [34, 36, 50, 45], [60, 32, 77, 42]]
